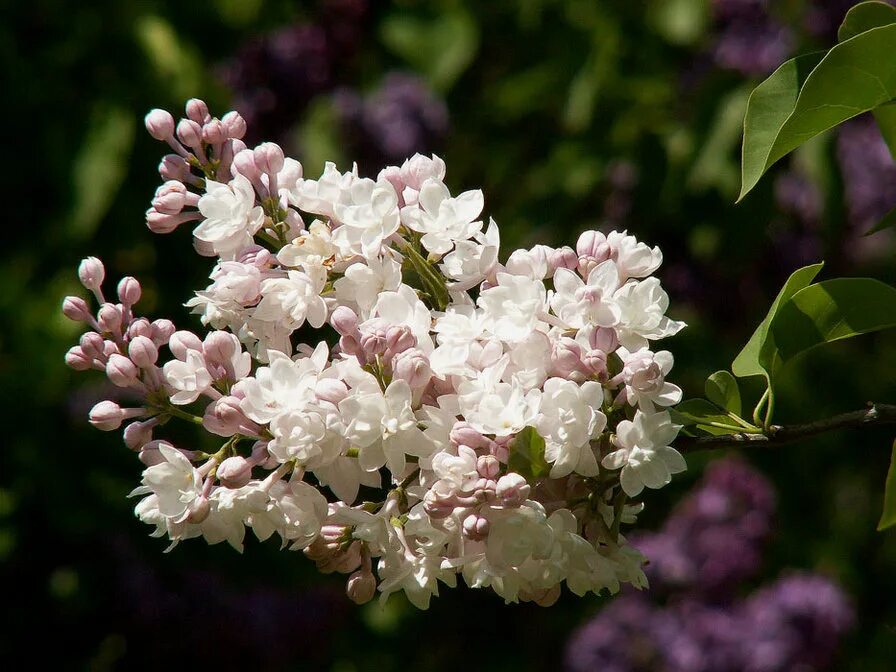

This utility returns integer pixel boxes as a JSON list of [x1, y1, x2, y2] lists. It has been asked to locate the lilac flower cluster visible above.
[[710, 0, 793, 76], [565, 459, 854, 672], [63, 99, 688, 609], [837, 115, 896, 232]]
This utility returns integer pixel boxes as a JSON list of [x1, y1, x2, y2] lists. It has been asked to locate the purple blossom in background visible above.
[[805, 0, 895, 41], [565, 459, 853, 672], [837, 115, 896, 231], [710, 0, 793, 75], [333, 73, 449, 172]]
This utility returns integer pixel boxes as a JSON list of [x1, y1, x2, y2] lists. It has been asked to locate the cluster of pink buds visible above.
[[64, 99, 687, 609]]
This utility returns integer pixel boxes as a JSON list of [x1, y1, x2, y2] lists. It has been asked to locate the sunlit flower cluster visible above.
[[64, 99, 686, 608]]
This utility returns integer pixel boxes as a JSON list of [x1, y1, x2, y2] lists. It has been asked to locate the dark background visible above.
[[4, 0, 896, 669]]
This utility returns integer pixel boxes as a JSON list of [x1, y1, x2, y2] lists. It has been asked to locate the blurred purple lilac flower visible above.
[[837, 115, 896, 231], [709, 0, 793, 76]]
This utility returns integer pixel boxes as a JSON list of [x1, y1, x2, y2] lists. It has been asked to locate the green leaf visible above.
[[739, 25, 896, 200], [878, 440, 896, 530], [872, 101, 896, 158], [732, 262, 824, 381], [738, 53, 824, 201], [508, 426, 550, 482], [767, 278, 896, 368], [379, 11, 479, 92], [705, 371, 742, 416], [670, 399, 739, 436], [68, 104, 135, 239], [838, 1, 896, 42], [864, 206, 896, 236]]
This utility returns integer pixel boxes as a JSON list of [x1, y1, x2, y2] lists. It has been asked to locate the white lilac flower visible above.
[[132, 443, 203, 522], [617, 347, 682, 412], [194, 175, 265, 259], [400, 178, 484, 254], [614, 277, 685, 350], [288, 161, 357, 220], [536, 379, 606, 478], [253, 268, 328, 330], [551, 261, 622, 329], [602, 410, 686, 497], [276, 220, 339, 272], [238, 344, 329, 423], [333, 253, 403, 317], [332, 177, 401, 258], [456, 360, 541, 437], [440, 218, 500, 291], [478, 272, 549, 343], [163, 349, 212, 405]]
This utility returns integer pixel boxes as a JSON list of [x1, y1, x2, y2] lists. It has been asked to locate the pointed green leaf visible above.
[[732, 262, 824, 380], [877, 439, 896, 530], [508, 426, 550, 482], [767, 278, 896, 368], [864, 206, 896, 236], [838, 1, 896, 42], [705, 370, 742, 416], [739, 25, 896, 200]]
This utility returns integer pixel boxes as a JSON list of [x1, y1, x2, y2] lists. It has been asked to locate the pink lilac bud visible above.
[[221, 111, 247, 139], [145, 208, 198, 234], [185, 98, 211, 124], [159, 154, 190, 181], [62, 296, 92, 322], [217, 456, 253, 488], [549, 246, 579, 274], [117, 276, 141, 306], [123, 418, 157, 450], [496, 473, 530, 507], [176, 119, 203, 149], [152, 180, 188, 214], [201, 119, 227, 145], [128, 335, 158, 368], [144, 109, 175, 141], [378, 165, 406, 206], [78, 257, 105, 292], [384, 325, 416, 357], [187, 496, 211, 524], [232, 148, 261, 182], [450, 423, 489, 450], [203, 396, 258, 437], [330, 306, 359, 336], [127, 318, 153, 340], [576, 231, 613, 276], [89, 400, 127, 431], [315, 378, 349, 405], [97, 304, 123, 334], [202, 331, 238, 365], [338, 334, 361, 359], [80, 332, 106, 360], [582, 349, 609, 381], [462, 513, 490, 541], [169, 330, 203, 359], [237, 245, 272, 267], [65, 346, 93, 371], [584, 326, 618, 354], [477, 455, 500, 480], [253, 143, 285, 176], [150, 319, 176, 345], [106, 353, 140, 387], [359, 322, 388, 356], [551, 337, 585, 378], [346, 570, 377, 605], [392, 348, 431, 388], [423, 490, 458, 519]]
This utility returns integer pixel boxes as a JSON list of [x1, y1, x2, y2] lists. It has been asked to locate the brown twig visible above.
[[674, 403, 896, 454]]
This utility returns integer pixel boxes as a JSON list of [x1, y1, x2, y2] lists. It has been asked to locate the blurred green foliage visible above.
[[3, 0, 896, 669]]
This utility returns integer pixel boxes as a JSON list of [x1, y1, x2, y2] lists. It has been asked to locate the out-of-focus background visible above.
[[4, 0, 896, 669]]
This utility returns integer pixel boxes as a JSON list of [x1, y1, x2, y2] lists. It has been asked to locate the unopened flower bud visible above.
[[221, 111, 247, 139], [423, 489, 457, 519], [385, 325, 416, 356], [150, 319, 176, 346], [185, 98, 211, 124], [144, 109, 175, 141], [330, 306, 359, 336], [97, 304, 122, 334], [582, 349, 609, 380], [80, 332, 106, 360], [359, 324, 388, 356], [217, 456, 253, 488], [203, 396, 257, 437], [584, 326, 618, 354], [65, 346, 92, 370], [232, 148, 261, 182], [315, 378, 349, 405], [450, 423, 488, 450], [187, 496, 210, 524], [253, 142, 285, 176], [202, 331, 238, 365], [551, 337, 585, 378], [201, 119, 227, 145], [159, 154, 190, 181], [128, 335, 158, 368], [496, 473, 530, 507], [78, 257, 105, 291], [392, 348, 431, 388], [550, 246, 579, 274], [117, 276, 142, 306], [127, 318, 153, 340], [106, 353, 140, 387], [176, 119, 203, 150], [123, 418, 156, 450], [477, 455, 500, 480], [346, 570, 377, 605], [462, 513, 490, 541], [62, 296, 92, 322], [89, 400, 125, 431], [152, 180, 188, 214], [168, 330, 203, 359], [146, 207, 192, 234]]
